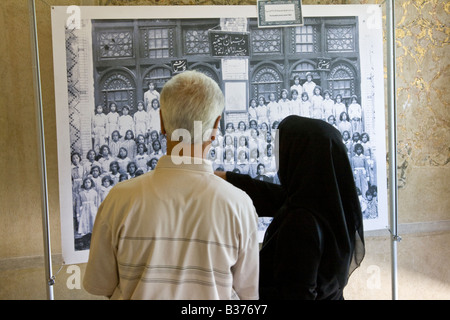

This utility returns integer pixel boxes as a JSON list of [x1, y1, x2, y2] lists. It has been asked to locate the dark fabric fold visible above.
[[226, 115, 365, 299]]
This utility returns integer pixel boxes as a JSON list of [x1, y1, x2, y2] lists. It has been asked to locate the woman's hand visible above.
[[214, 171, 227, 180]]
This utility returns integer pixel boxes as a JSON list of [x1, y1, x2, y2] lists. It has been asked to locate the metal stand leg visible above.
[[28, 0, 55, 300], [386, 0, 400, 301]]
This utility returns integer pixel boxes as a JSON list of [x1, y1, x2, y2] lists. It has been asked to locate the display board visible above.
[[51, 5, 387, 264]]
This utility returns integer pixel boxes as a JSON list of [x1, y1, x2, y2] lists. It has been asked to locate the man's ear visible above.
[[210, 115, 221, 141], [160, 109, 166, 135]]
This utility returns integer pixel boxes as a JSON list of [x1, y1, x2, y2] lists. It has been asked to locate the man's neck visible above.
[[166, 140, 212, 160]]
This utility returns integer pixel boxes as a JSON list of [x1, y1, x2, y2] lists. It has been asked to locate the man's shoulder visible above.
[[108, 172, 151, 197], [209, 174, 254, 206], [206, 176, 258, 229]]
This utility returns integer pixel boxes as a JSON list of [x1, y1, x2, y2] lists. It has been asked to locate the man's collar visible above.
[[155, 155, 213, 173]]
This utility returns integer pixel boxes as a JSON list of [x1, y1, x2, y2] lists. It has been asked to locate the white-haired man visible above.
[[84, 71, 259, 300]]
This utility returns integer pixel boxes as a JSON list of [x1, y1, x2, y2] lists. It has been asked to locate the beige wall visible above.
[[0, 0, 448, 299]]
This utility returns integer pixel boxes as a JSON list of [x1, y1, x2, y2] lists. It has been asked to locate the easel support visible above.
[[386, 0, 400, 300], [28, 0, 55, 300]]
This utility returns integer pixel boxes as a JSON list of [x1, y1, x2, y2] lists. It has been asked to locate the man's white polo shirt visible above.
[[83, 155, 259, 300]]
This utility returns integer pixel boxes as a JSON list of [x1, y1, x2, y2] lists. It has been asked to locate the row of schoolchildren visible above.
[[215, 121, 379, 218], [73, 85, 162, 236], [217, 118, 378, 215], [346, 131, 378, 210], [209, 122, 278, 182], [292, 73, 363, 132], [358, 185, 378, 220], [91, 98, 162, 155], [72, 136, 165, 189], [71, 138, 164, 235], [248, 88, 363, 135]]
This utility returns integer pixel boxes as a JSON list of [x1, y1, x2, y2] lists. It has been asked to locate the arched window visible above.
[[251, 65, 283, 100], [143, 67, 172, 93], [192, 63, 220, 85], [291, 61, 317, 84], [328, 63, 356, 100], [100, 70, 136, 112]]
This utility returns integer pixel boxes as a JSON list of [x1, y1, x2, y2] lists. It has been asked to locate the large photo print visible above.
[[52, 5, 387, 264]]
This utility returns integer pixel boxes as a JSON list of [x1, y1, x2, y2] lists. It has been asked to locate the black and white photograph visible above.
[[52, 5, 387, 264]]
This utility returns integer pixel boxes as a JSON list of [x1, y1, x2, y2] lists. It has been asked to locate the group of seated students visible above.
[[207, 120, 279, 183], [213, 86, 378, 219], [70, 128, 166, 236]]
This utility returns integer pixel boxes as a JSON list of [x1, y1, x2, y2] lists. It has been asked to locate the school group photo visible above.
[[71, 75, 379, 250], [57, 10, 386, 254]]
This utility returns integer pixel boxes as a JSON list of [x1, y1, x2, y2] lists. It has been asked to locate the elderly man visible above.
[[83, 71, 259, 300]]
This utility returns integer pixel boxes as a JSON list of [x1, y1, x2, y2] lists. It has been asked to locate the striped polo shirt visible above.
[[83, 155, 259, 300]]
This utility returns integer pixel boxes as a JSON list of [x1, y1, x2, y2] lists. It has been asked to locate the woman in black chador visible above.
[[216, 115, 365, 299]]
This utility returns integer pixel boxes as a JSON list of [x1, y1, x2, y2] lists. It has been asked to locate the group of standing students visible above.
[[248, 73, 363, 134], [214, 72, 378, 220], [71, 83, 164, 237]]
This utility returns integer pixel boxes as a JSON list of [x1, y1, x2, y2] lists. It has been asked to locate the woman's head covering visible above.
[[276, 115, 365, 286]]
